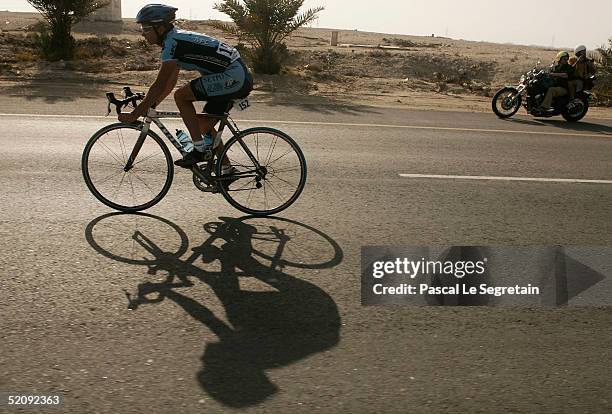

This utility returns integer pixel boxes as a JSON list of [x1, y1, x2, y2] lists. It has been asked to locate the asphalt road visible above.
[[1, 98, 612, 413]]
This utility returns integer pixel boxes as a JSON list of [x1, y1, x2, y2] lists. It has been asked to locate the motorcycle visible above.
[[492, 63, 595, 122]]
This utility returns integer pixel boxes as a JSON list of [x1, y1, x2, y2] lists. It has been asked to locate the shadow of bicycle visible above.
[[85, 213, 343, 407]]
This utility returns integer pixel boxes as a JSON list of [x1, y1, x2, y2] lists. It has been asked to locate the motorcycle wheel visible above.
[[562, 96, 589, 122], [492, 87, 522, 118]]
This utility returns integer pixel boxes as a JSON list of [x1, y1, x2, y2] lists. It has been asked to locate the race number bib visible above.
[[236, 98, 250, 111]]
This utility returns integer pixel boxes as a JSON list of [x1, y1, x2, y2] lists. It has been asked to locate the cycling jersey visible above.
[[161, 28, 241, 74]]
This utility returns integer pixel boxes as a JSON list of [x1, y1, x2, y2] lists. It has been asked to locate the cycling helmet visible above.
[[574, 45, 587, 54], [556, 51, 569, 61], [136, 4, 178, 24]]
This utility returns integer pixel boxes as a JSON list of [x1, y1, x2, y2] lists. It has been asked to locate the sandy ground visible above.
[[1, 11, 611, 117]]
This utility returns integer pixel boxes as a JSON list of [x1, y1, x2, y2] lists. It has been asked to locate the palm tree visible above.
[[213, 0, 324, 74]]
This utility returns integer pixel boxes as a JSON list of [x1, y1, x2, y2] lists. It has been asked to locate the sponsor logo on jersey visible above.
[[207, 83, 224, 93], [225, 78, 239, 89]]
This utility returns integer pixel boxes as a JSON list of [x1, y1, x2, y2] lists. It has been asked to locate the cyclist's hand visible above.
[[118, 112, 138, 123]]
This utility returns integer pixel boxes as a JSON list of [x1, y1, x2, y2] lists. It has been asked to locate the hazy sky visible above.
[[3, 0, 611, 49]]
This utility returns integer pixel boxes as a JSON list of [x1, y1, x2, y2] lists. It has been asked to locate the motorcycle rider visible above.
[[568, 45, 596, 105], [537, 51, 575, 113]]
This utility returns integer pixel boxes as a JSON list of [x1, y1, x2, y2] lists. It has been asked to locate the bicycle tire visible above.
[[82, 123, 174, 212], [216, 127, 307, 216]]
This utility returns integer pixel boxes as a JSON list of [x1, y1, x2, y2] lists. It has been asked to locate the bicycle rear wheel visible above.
[[216, 127, 307, 216], [82, 123, 174, 212]]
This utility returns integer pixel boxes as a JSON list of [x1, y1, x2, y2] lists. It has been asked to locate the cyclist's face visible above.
[[140, 25, 158, 44]]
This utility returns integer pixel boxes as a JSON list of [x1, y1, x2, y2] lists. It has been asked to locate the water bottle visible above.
[[175, 129, 193, 152]]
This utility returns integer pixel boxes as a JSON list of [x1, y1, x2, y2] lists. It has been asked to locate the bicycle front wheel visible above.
[[217, 127, 307, 216], [82, 123, 174, 212]]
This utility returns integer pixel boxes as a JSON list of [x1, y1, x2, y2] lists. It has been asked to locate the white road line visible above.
[[399, 173, 612, 185], [0, 112, 610, 138]]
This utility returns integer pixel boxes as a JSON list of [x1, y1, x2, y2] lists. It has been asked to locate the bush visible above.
[[594, 39, 612, 106], [368, 49, 391, 59], [72, 37, 129, 60], [26, 0, 108, 61], [13, 50, 40, 62], [29, 22, 72, 61], [382, 37, 416, 48], [136, 39, 150, 51]]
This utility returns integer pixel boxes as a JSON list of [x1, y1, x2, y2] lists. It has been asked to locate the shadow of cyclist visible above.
[[87, 214, 342, 408], [178, 218, 341, 406]]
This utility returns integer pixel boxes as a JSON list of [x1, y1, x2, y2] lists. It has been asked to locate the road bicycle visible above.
[[81, 87, 307, 216]]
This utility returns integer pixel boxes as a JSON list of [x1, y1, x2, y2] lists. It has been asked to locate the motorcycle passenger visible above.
[[537, 51, 575, 112], [568, 45, 596, 104]]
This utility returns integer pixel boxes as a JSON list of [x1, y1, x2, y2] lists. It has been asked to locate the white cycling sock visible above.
[[203, 133, 214, 146], [194, 133, 214, 151]]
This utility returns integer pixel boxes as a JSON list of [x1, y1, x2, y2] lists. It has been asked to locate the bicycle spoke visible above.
[[97, 140, 125, 166], [270, 165, 301, 174], [265, 135, 279, 167], [89, 160, 127, 169], [266, 179, 286, 204], [118, 129, 127, 164], [131, 151, 166, 168], [267, 148, 295, 167], [129, 169, 158, 195], [111, 171, 128, 203], [128, 170, 136, 207], [232, 177, 257, 192], [94, 168, 128, 186], [131, 167, 167, 174], [262, 181, 268, 211], [226, 159, 254, 169], [268, 174, 296, 189], [245, 183, 255, 208]]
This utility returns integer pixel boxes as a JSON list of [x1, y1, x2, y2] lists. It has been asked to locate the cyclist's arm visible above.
[[156, 63, 180, 105], [130, 60, 179, 118]]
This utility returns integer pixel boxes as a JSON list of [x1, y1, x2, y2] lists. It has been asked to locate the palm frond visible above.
[[214, 0, 324, 73]]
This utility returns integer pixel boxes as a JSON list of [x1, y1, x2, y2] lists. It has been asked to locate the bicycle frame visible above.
[[124, 107, 264, 185], [125, 108, 230, 165]]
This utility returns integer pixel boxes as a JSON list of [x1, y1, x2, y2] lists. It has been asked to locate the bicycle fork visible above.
[[124, 121, 151, 172]]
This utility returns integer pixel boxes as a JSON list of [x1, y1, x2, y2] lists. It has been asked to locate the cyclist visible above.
[[118, 4, 253, 169]]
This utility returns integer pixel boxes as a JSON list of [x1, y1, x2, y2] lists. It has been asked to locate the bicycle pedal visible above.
[[200, 184, 218, 193]]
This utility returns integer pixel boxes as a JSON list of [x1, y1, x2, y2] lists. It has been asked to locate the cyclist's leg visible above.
[[193, 61, 253, 169], [200, 101, 233, 169], [174, 71, 234, 144], [174, 83, 202, 144]]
